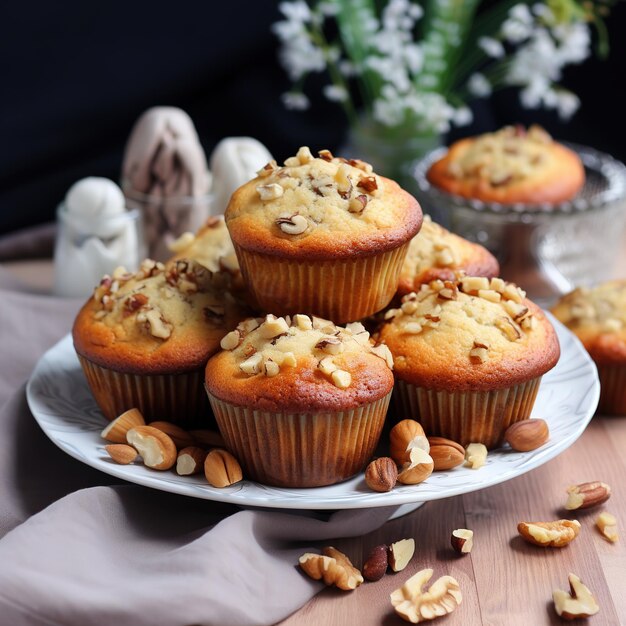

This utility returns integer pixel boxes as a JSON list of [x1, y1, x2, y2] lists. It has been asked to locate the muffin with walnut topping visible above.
[[204, 313, 394, 487], [397, 215, 499, 296], [379, 276, 560, 448], [225, 146, 422, 323], [73, 258, 249, 425], [551, 281, 626, 415], [427, 125, 584, 204]]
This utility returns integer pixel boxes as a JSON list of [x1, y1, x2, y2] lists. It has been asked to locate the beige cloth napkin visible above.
[[0, 268, 397, 626]]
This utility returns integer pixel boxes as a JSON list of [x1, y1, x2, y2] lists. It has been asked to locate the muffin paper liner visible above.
[[393, 377, 542, 449], [233, 243, 410, 323], [206, 391, 392, 488], [77, 355, 211, 427], [597, 365, 626, 415]]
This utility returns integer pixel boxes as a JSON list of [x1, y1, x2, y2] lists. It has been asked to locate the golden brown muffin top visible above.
[[397, 216, 499, 295], [73, 258, 248, 374], [380, 275, 560, 391], [225, 146, 422, 260], [205, 314, 394, 412], [168, 215, 239, 275], [427, 125, 584, 204], [551, 281, 626, 365]]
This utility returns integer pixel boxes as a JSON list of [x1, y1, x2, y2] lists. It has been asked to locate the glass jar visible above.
[[53, 204, 146, 298], [123, 190, 213, 262], [413, 144, 626, 306]]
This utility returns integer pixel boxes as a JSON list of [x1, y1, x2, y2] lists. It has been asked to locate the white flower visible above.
[[553, 22, 591, 64], [323, 84, 348, 102], [338, 59, 358, 77], [281, 92, 310, 110], [453, 106, 473, 126], [403, 43, 423, 73], [478, 36, 505, 58], [554, 89, 580, 119], [502, 3, 534, 43], [317, 1, 339, 17], [278, 1, 311, 23], [467, 72, 492, 97]]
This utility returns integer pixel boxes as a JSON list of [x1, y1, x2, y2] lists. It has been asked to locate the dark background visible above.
[[1, 0, 625, 237]]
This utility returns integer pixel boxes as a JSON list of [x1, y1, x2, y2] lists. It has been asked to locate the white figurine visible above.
[[53, 178, 141, 297], [210, 137, 273, 214]]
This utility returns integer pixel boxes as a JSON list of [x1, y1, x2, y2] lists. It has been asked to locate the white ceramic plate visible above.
[[26, 314, 599, 510]]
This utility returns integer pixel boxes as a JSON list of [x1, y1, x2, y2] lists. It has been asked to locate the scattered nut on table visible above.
[[517, 520, 581, 547], [595, 512, 619, 543], [464, 443, 488, 469], [364, 457, 398, 492], [390, 568, 462, 623], [565, 481, 611, 510], [298, 546, 363, 590], [362, 544, 388, 581], [552, 573, 599, 620], [504, 419, 549, 451], [388, 538, 416, 572], [451, 529, 473, 554]]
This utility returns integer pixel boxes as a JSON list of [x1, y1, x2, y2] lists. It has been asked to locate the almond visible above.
[[204, 449, 243, 488], [148, 421, 196, 450], [126, 425, 177, 470], [504, 419, 549, 451], [105, 444, 138, 465], [427, 437, 465, 471], [390, 419, 429, 465], [388, 538, 415, 572], [101, 408, 145, 443], [176, 446, 208, 475]]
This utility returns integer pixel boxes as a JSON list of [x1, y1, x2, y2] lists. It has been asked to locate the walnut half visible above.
[[391, 568, 462, 623], [298, 546, 363, 591]]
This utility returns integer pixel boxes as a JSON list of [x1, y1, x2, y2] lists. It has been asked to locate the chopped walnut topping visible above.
[[470, 341, 489, 363], [315, 337, 344, 355], [240, 352, 263, 375], [335, 163, 353, 196], [296, 146, 314, 164], [495, 316, 522, 341], [348, 194, 368, 214], [318, 356, 338, 376], [293, 314, 313, 331], [220, 330, 241, 351], [259, 314, 290, 339], [478, 289, 501, 303], [257, 183, 284, 201], [357, 176, 378, 193], [276, 214, 308, 235], [141, 309, 172, 340], [125, 293, 149, 313], [263, 359, 280, 377], [256, 159, 278, 178], [318, 149, 333, 161], [461, 276, 490, 294], [435, 246, 455, 267], [331, 369, 352, 389]]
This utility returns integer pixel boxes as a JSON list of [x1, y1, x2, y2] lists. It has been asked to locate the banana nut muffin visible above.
[[73, 257, 248, 424], [551, 281, 626, 415], [427, 125, 584, 204], [379, 276, 560, 447], [397, 215, 499, 296], [205, 313, 394, 487], [225, 146, 422, 322]]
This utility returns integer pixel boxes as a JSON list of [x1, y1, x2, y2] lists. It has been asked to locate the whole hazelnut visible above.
[[364, 457, 398, 492]]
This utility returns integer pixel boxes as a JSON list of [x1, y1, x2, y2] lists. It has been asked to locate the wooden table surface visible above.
[[3, 237, 626, 626]]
